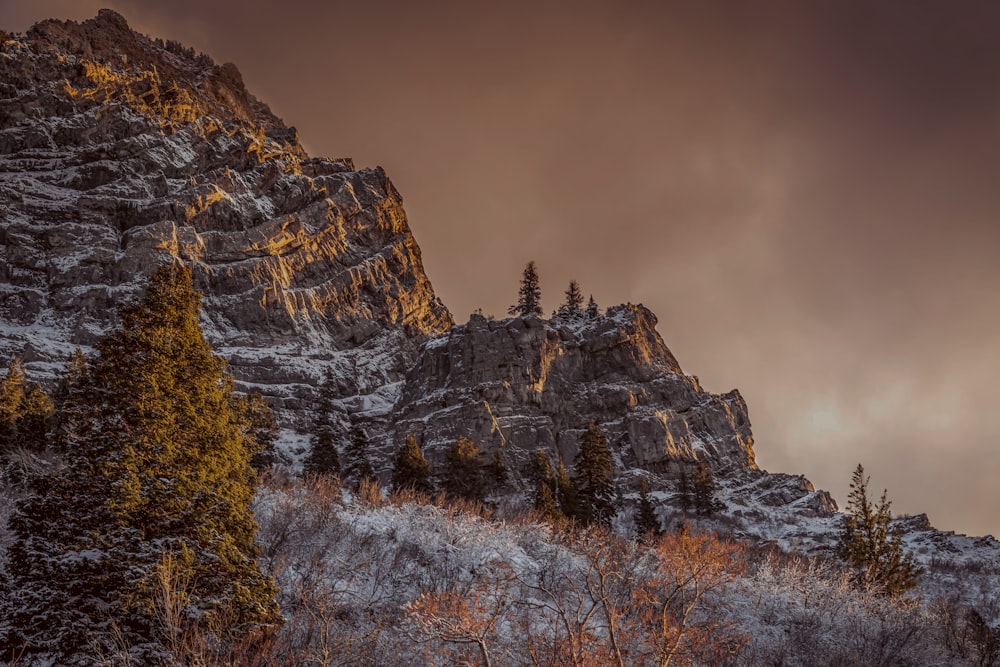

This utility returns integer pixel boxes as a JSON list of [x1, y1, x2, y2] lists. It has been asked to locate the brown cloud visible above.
[[5, 0, 1000, 536]]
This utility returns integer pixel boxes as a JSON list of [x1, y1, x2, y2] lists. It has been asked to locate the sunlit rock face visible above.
[[0, 10, 451, 403], [391, 305, 757, 474]]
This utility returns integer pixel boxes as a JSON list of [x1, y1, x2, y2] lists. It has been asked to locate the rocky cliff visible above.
[[0, 10, 451, 415], [390, 306, 755, 474], [0, 9, 936, 533]]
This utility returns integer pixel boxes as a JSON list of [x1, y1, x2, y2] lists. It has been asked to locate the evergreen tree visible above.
[[490, 450, 509, 488], [530, 448, 560, 521], [691, 462, 722, 516], [677, 468, 693, 512], [237, 390, 279, 472], [635, 480, 662, 539], [342, 425, 375, 488], [564, 280, 584, 311], [304, 369, 340, 477], [836, 464, 922, 596], [586, 295, 600, 318], [0, 356, 53, 456], [573, 422, 617, 527], [555, 280, 584, 319], [442, 436, 485, 502], [556, 458, 579, 520], [392, 433, 433, 495], [1, 264, 280, 661], [508, 261, 543, 317]]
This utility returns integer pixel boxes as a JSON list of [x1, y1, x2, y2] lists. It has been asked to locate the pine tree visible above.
[[508, 261, 543, 317], [635, 480, 662, 539], [530, 448, 560, 521], [442, 436, 485, 502], [677, 468, 693, 512], [556, 458, 579, 520], [0, 357, 53, 457], [691, 462, 721, 516], [1, 264, 280, 661], [555, 280, 584, 319], [836, 464, 922, 596], [490, 450, 509, 489], [392, 433, 433, 495], [304, 369, 340, 477], [237, 390, 279, 472], [586, 294, 600, 318], [342, 425, 375, 488], [573, 422, 617, 527]]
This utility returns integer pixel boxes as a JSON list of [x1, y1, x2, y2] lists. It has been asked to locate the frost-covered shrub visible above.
[[733, 556, 946, 666]]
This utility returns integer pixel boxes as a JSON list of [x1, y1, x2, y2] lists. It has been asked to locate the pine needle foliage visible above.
[[0, 264, 280, 661], [442, 436, 485, 502], [508, 261, 543, 317], [237, 390, 280, 472], [392, 433, 433, 495], [342, 425, 375, 488], [0, 356, 53, 457], [530, 448, 560, 522], [304, 368, 341, 477], [635, 480, 662, 540], [836, 464, 923, 597], [573, 422, 617, 527]]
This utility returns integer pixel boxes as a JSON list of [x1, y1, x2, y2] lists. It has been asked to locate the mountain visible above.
[[0, 9, 450, 415], [1, 9, 998, 600]]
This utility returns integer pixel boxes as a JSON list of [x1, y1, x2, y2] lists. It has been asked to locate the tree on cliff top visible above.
[[508, 261, 543, 317], [1, 264, 280, 661]]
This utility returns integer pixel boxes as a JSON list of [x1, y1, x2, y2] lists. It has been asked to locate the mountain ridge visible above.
[[2, 11, 998, 582]]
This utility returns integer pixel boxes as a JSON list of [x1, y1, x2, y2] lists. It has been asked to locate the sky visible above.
[[4, 1, 1000, 537]]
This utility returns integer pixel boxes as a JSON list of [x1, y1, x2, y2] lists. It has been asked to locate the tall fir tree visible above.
[[342, 425, 375, 488], [635, 480, 662, 539], [691, 462, 721, 516], [304, 368, 340, 477], [508, 260, 543, 317], [0, 356, 53, 457], [555, 280, 584, 319], [677, 468, 693, 512], [391, 433, 433, 495], [237, 390, 280, 472], [0, 264, 280, 662], [573, 422, 617, 527], [530, 448, 560, 522], [586, 294, 600, 318], [490, 450, 509, 489], [556, 458, 579, 521], [442, 436, 485, 502], [836, 464, 922, 596]]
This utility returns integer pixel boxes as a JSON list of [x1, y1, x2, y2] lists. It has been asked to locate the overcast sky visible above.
[[5, 1, 1000, 537]]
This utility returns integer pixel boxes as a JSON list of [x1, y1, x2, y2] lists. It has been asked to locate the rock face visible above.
[[390, 306, 757, 479], [0, 11, 837, 522], [0, 11, 451, 412]]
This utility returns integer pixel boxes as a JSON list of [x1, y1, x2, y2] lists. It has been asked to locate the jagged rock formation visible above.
[[0, 10, 450, 414], [391, 306, 756, 474]]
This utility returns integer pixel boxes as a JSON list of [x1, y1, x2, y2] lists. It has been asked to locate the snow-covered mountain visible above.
[[1, 9, 998, 605]]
